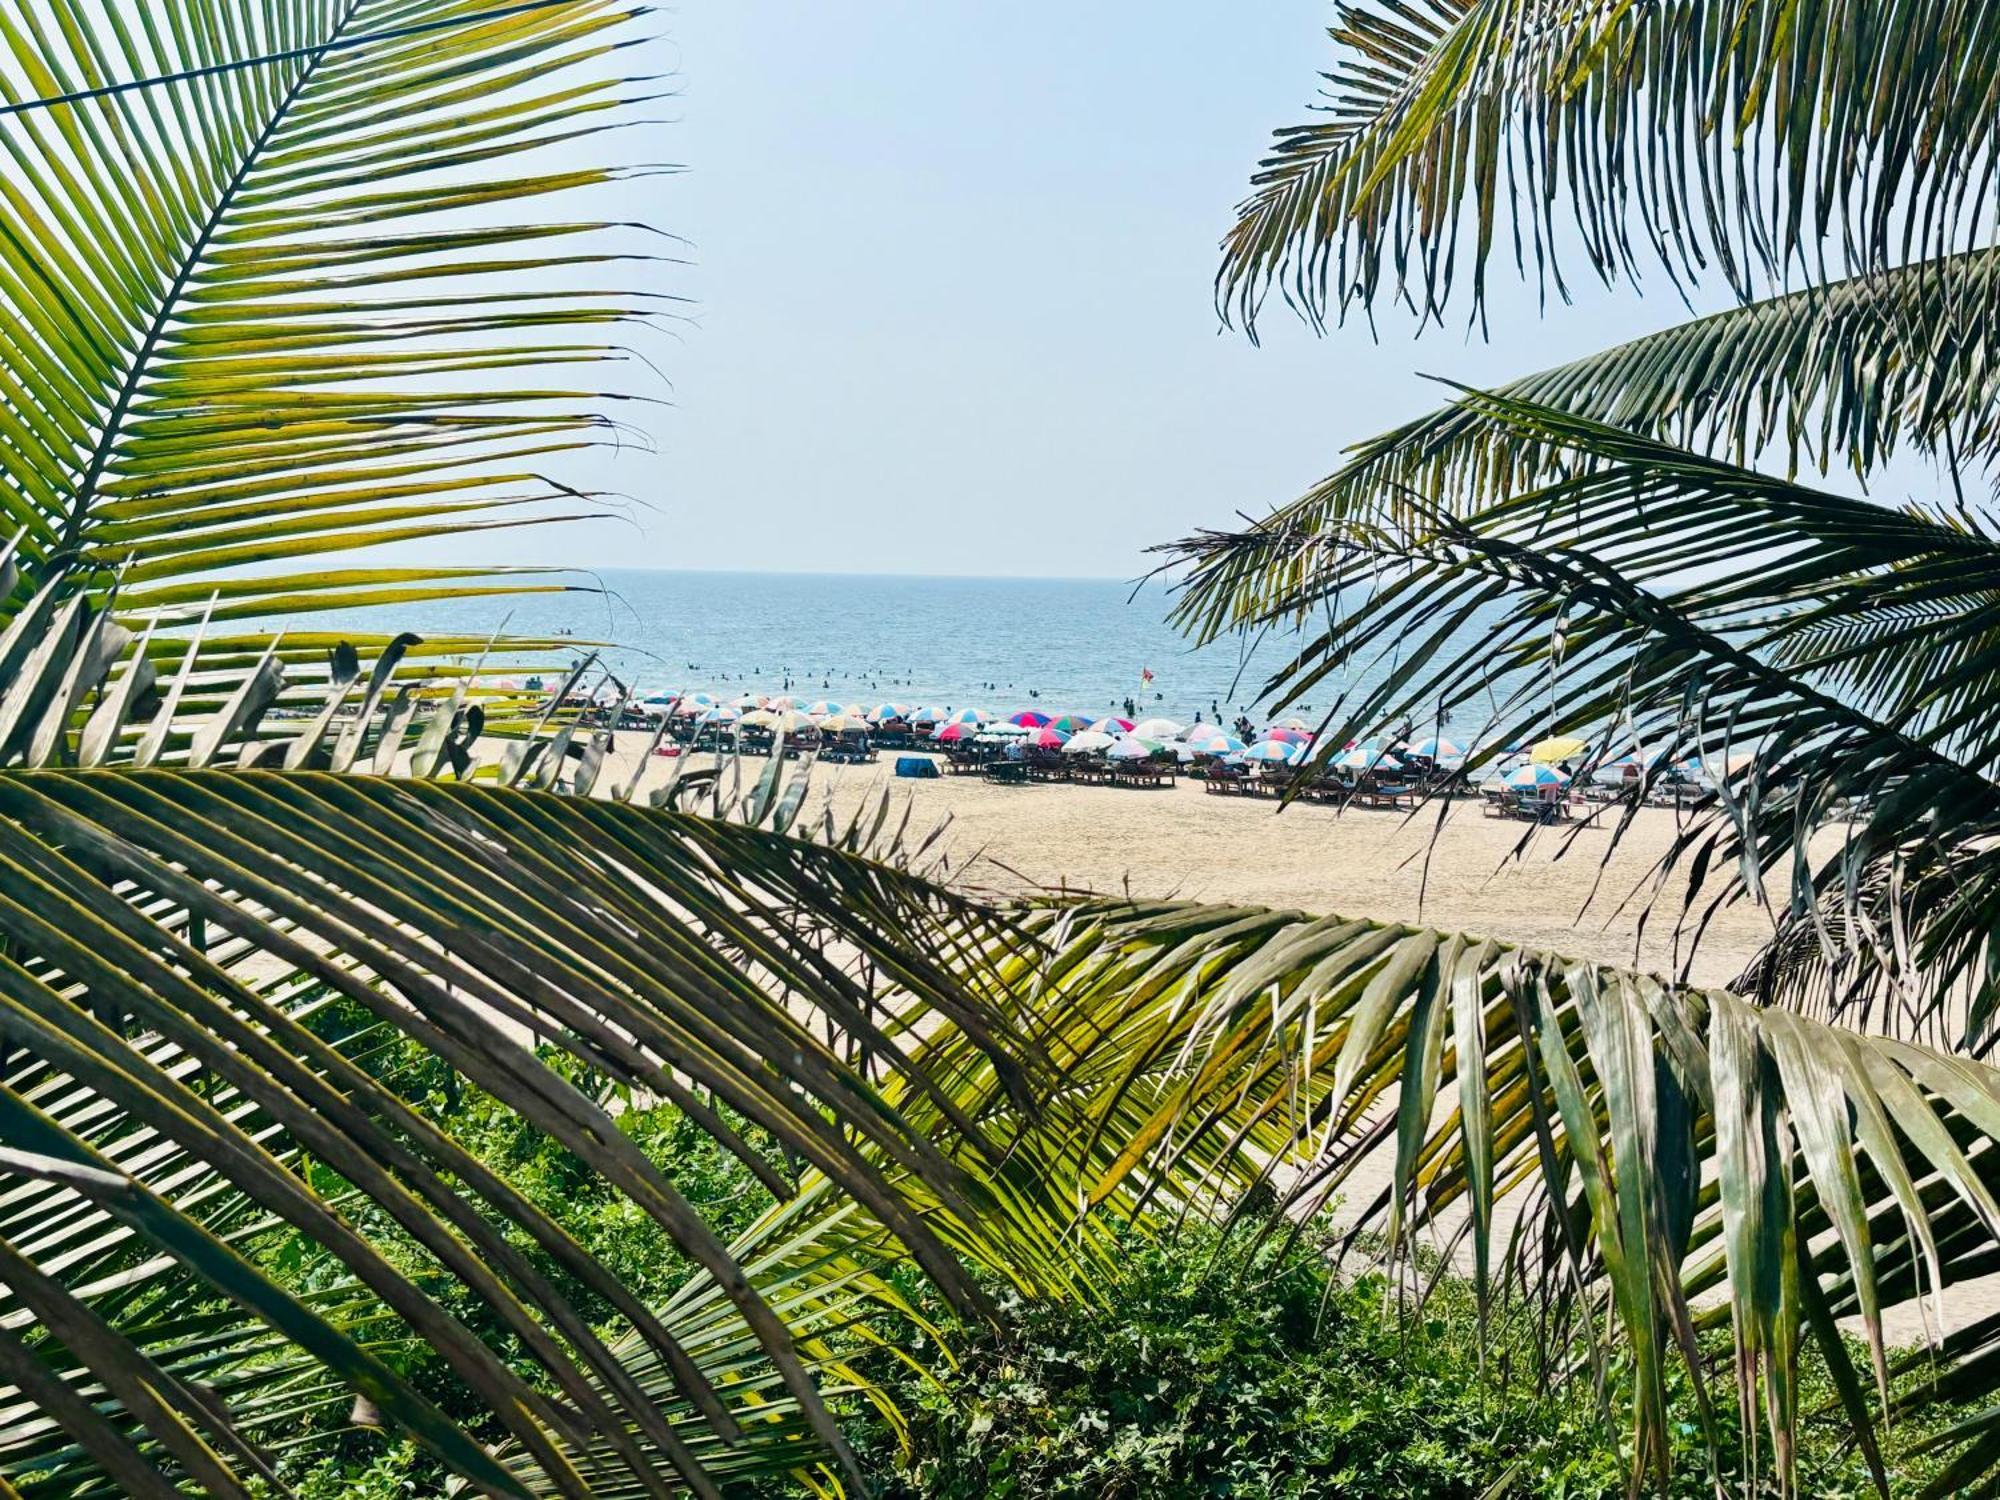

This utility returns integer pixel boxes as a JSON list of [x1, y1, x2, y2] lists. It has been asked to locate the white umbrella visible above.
[[1180, 722, 1227, 745], [1106, 736, 1160, 761], [1062, 730, 1116, 754], [1130, 717, 1183, 740]]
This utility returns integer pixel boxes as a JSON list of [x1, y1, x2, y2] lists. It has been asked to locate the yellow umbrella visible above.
[[818, 713, 869, 733], [1531, 735, 1589, 763]]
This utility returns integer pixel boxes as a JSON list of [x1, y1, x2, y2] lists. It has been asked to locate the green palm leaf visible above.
[[1165, 395, 2000, 1042], [1014, 896, 2000, 1496], [0, 0, 664, 618], [1219, 1, 2000, 331]]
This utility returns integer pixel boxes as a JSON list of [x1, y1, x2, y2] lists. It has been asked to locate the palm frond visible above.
[[1010, 896, 2000, 1497], [1219, 1, 2000, 332], [1165, 394, 2000, 1038], [1210, 252, 2000, 552], [0, 0, 669, 618], [0, 559, 1083, 1494]]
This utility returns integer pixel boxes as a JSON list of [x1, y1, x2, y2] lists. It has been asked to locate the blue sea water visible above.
[[310, 569, 1333, 725]]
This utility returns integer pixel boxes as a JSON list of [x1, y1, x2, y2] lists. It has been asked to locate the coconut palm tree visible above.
[[1146, 4, 2000, 1494]]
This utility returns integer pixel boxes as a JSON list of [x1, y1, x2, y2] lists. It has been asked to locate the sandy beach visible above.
[[611, 743, 1777, 987]]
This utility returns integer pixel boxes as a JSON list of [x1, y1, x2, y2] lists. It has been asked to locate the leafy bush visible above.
[[264, 1019, 1968, 1497], [840, 1229, 1962, 1500]]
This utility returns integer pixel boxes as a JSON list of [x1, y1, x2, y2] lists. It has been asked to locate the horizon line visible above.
[[567, 562, 1160, 587]]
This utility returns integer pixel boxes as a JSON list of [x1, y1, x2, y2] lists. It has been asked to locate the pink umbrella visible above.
[[934, 722, 974, 743], [1008, 710, 1053, 728], [1095, 716, 1135, 733], [1265, 726, 1311, 744], [1027, 725, 1071, 749]]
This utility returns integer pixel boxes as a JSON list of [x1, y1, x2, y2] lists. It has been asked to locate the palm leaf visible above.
[[1010, 896, 2000, 1496], [1219, 1, 2000, 331], [0, 568, 1083, 1494], [1165, 394, 2000, 1040], [0, 0, 667, 619]]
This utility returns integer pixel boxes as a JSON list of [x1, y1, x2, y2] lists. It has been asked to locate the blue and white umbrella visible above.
[[1240, 739, 1304, 764], [1404, 736, 1463, 761], [1335, 739, 1396, 771], [938, 707, 988, 726], [1502, 763, 1570, 789], [867, 702, 910, 722], [1191, 734, 1247, 756], [696, 705, 739, 725]]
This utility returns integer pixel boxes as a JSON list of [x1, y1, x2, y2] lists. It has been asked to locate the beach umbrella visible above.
[[1503, 763, 1570, 788], [642, 691, 679, 706], [1106, 736, 1162, 760], [866, 703, 910, 722], [1263, 726, 1311, 744], [1404, 736, 1463, 761], [1531, 735, 1589, 763], [938, 708, 988, 726], [1062, 730, 1116, 754], [1130, 717, 1183, 739], [764, 695, 797, 711], [1047, 714, 1091, 734], [818, 713, 870, 733], [696, 705, 739, 725], [909, 706, 947, 723], [1271, 716, 1311, 731], [1181, 721, 1226, 744], [1007, 710, 1052, 728], [1242, 740, 1304, 764], [1093, 716, 1134, 733], [1194, 735, 1247, 756], [934, 722, 975, 743], [803, 700, 845, 718], [1027, 726, 1071, 749], [984, 722, 1030, 737], [1336, 739, 1406, 771], [727, 693, 763, 709]]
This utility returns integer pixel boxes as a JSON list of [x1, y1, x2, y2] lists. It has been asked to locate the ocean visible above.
[[301, 568, 1525, 734], [309, 569, 1318, 725]]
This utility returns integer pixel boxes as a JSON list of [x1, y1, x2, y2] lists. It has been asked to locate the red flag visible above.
[[1140, 666, 1154, 685]]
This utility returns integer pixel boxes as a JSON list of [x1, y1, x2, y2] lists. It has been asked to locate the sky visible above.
[[481, 3, 1721, 581]]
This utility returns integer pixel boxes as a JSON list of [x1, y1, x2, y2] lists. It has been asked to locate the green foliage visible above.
[[840, 1229, 1966, 1500], [256, 1014, 784, 1487]]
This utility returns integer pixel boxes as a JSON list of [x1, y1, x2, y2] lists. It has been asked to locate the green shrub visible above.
[[840, 1229, 1960, 1500], [259, 1018, 1969, 1497]]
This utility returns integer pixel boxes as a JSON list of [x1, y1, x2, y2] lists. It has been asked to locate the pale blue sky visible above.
[[499, 3, 1708, 580]]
